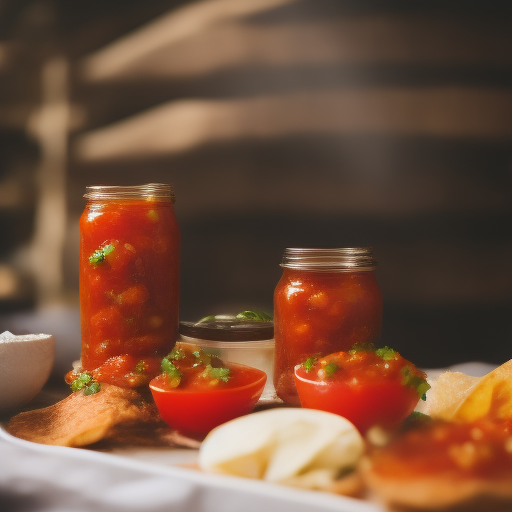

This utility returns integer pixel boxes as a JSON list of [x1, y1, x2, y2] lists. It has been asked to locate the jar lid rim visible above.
[[84, 183, 175, 202], [179, 321, 274, 341], [281, 247, 377, 271]]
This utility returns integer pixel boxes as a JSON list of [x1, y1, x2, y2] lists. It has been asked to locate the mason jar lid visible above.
[[281, 247, 377, 271], [179, 319, 274, 342], [84, 183, 175, 203]]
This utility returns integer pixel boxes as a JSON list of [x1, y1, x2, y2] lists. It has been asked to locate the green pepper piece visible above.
[[302, 357, 317, 373]]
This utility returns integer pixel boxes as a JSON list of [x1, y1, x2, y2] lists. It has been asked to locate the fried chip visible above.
[[451, 360, 512, 422], [421, 371, 480, 419], [8, 384, 159, 447], [423, 360, 512, 423]]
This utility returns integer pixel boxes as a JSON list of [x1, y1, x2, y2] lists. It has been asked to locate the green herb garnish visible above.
[[83, 382, 101, 396], [348, 343, 397, 361], [375, 346, 398, 361], [302, 357, 317, 373], [235, 310, 273, 322], [161, 357, 182, 387], [89, 244, 115, 266], [323, 362, 339, 378], [70, 372, 92, 392], [401, 366, 431, 400], [70, 373, 101, 395], [191, 349, 212, 367], [348, 342, 376, 354], [168, 346, 186, 361], [196, 310, 273, 324], [205, 365, 231, 383]]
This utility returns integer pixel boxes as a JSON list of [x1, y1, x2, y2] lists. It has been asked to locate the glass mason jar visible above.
[[273, 247, 383, 405], [79, 183, 180, 387]]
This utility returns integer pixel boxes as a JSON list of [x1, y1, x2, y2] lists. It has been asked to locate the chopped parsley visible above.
[[204, 364, 230, 383], [401, 366, 431, 400], [235, 310, 273, 322], [348, 342, 377, 354], [349, 343, 398, 361], [70, 372, 101, 395], [302, 357, 317, 373], [159, 344, 233, 387], [375, 346, 398, 361], [83, 382, 101, 396], [168, 346, 186, 361], [197, 310, 273, 324], [323, 362, 339, 378], [161, 357, 182, 387], [191, 349, 212, 367], [89, 243, 115, 266]]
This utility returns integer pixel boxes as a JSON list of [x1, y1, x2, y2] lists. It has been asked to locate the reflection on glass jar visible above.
[[273, 248, 383, 405]]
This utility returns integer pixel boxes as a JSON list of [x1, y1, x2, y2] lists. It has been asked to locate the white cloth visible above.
[[0, 428, 378, 512]]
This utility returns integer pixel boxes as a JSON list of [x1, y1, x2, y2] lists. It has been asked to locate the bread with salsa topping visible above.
[[360, 418, 512, 511]]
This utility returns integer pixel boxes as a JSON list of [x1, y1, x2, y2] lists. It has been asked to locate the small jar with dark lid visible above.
[[273, 247, 383, 405], [179, 316, 275, 401]]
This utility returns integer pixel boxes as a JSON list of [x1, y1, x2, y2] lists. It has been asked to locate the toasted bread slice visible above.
[[361, 456, 512, 511], [360, 419, 512, 511]]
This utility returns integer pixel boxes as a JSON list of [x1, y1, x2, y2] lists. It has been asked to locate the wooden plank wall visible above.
[[2, 0, 511, 366]]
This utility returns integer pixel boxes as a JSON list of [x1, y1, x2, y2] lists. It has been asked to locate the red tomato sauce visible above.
[[151, 361, 263, 392], [370, 418, 512, 479], [294, 349, 423, 384], [79, 196, 180, 387], [274, 268, 383, 404]]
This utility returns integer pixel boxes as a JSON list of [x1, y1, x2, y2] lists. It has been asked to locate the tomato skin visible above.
[[149, 363, 266, 438], [294, 371, 419, 433]]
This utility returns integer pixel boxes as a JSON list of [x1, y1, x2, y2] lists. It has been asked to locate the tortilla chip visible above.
[[422, 371, 480, 419], [451, 360, 512, 422], [8, 384, 159, 447], [424, 360, 512, 423]]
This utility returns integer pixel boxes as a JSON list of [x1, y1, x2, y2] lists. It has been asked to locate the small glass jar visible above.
[[179, 318, 275, 401], [273, 247, 383, 405], [79, 184, 180, 386]]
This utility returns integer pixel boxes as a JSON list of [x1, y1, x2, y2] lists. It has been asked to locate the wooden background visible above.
[[0, 0, 511, 368]]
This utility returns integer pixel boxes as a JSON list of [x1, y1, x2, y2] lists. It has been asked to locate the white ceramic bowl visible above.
[[0, 331, 55, 412]]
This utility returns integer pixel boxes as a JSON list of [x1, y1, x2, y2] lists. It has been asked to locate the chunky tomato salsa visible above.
[[369, 418, 512, 479], [78, 192, 180, 388], [274, 268, 383, 404]]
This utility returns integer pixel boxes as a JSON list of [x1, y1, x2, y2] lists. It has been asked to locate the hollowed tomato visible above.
[[294, 345, 429, 433], [150, 359, 266, 439]]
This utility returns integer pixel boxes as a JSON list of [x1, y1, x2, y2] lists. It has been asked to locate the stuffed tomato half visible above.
[[150, 343, 266, 438], [294, 344, 430, 433]]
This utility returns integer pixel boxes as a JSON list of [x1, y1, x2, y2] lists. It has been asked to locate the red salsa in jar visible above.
[[77, 184, 180, 388], [273, 248, 383, 404]]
